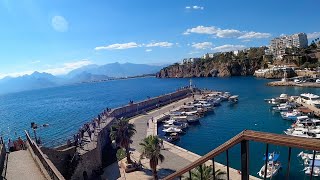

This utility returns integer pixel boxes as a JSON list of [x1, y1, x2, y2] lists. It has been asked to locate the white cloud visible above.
[[307, 32, 320, 39], [238, 32, 271, 39], [145, 42, 174, 48], [183, 25, 271, 39], [186, 5, 204, 10], [191, 42, 213, 49], [51, 15, 68, 32], [0, 60, 92, 79], [212, 44, 246, 52], [95, 42, 139, 50], [44, 60, 92, 75], [145, 49, 152, 52]]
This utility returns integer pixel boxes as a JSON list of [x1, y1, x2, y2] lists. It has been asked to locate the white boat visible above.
[[257, 153, 281, 179], [280, 110, 302, 121], [299, 93, 320, 108], [171, 115, 188, 122], [294, 79, 302, 84], [266, 94, 288, 106], [298, 151, 320, 161], [186, 115, 199, 123], [164, 119, 176, 124], [162, 127, 182, 133], [163, 122, 188, 129], [303, 160, 320, 176], [316, 79, 320, 84], [228, 95, 239, 103], [294, 118, 320, 128], [284, 127, 320, 139]]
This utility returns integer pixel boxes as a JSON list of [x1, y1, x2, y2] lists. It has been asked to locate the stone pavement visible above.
[[6, 149, 46, 180]]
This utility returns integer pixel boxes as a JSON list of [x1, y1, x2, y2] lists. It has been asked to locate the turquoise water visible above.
[[0, 77, 319, 179]]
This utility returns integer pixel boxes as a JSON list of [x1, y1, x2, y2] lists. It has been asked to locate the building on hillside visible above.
[[181, 58, 201, 64], [266, 33, 308, 59], [202, 53, 215, 60]]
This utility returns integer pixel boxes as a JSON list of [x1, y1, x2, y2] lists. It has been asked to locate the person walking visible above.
[[8, 139, 14, 152]]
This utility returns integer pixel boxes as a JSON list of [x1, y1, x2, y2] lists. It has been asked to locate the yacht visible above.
[[284, 127, 320, 139], [257, 152, 281, 179], [228, 95, 239, 103], [266, 94, 288, 106], [280, 110, 302, 121], [162, 127, 183, 133], [303, 160, 320, 177], [299, 93, 320, 108]]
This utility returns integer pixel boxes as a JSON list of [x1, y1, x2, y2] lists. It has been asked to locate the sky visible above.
[[0, 0, 320, 78]]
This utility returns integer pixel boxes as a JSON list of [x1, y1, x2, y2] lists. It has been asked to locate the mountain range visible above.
[[0, 62, 166, 95]]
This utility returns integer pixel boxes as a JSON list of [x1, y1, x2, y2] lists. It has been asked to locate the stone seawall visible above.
[[108, 88, 192, 119]]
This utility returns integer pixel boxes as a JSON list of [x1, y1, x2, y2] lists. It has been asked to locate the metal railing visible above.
[[164, 130, 320, 180]]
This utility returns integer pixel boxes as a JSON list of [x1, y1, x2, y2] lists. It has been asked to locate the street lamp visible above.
[[30, 122, 38, 142]]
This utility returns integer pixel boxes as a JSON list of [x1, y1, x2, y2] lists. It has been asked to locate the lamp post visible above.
[[30, 122, 38, 142]]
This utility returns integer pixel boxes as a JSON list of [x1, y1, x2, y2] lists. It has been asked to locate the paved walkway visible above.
[[6, 149, 46, 180]]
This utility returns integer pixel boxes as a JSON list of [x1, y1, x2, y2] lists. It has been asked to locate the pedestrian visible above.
[[151, 117, 154, 123], [0, 136, 3, 144], [160, 139, 164, 149], [147, 121, 149, 127], [8, 139, 14, 152]]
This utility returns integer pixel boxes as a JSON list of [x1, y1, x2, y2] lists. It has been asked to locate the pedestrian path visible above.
[[6, 149, 46, 180]]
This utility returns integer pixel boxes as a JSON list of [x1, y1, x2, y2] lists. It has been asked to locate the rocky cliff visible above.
[[157, 47, 266, 78]]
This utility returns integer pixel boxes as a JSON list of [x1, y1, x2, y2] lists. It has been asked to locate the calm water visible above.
[[0, 77, 319, 179]]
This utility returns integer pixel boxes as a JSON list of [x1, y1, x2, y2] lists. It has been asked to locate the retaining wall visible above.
[[0, 144, 6, 178], [25, 131, 65, 180]]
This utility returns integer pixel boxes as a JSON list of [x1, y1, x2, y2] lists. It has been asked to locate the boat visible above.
[[163, 121, 188, 129], [171, 115, 188, 122], [166, 133, 180, 142], [266, 94, 288, 106], [272, 103, 295, 112], [280, 110, 302, 121], [257, 152, 281, 178], [316, 79, 320, 84], [228, 95, 239, 103], [298, 151, 320, 165], [299, 93, 320, 108], [186, 114, 200, 123], [284, 127, 320, 139], [162, 127, 182, 133], [294, 118, 320, 128], [303, 160, 320, 176]]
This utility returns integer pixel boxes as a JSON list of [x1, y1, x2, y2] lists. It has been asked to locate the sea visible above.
[[0, 76, 319, 179]]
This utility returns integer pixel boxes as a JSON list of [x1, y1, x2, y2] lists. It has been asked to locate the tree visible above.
[[140, 135, 165, 180], [110, 118, 136, 164], [185, 164, 226, 180]]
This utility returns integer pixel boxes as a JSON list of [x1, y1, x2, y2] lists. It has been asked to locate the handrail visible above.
[[25, 130, 65, 180], [164, 130, 320, 180]]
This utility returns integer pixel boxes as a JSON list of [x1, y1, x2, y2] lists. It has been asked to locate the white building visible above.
[[181, 58, 201, 64], [202, 53, 215, 60], [267, 33, 308, 58]]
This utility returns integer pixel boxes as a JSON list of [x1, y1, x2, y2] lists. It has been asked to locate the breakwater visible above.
[[43, 88, 193, 179]]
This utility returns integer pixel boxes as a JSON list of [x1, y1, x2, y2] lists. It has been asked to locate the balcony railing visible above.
[[164, 130, 320, 180]]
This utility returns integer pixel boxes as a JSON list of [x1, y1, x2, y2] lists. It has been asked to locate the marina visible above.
[[2, 76, 320, 179]]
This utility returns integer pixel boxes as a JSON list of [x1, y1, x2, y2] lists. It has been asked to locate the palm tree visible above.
[[110, 118, 136, 164], [185, 164, 226, 180], [139, 135, 165, 180]]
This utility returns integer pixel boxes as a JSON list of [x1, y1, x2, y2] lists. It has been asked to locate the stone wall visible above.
[[41, 146, 77, 179], [108, 89, 191, 119], [0, 144, 6, 177]]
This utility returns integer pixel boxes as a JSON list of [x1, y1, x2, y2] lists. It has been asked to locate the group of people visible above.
[[70, 107, 112, 148], [7, 137, 25, 152]]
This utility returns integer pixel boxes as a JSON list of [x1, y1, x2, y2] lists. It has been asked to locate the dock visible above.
[[105, 93, 260, 179], [267, 81, 320, 88]]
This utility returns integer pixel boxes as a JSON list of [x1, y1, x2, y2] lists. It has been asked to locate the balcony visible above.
[[164, 130, 320, 180]]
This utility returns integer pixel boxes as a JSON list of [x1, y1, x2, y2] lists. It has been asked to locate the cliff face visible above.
[[157, 59, 262, 78], [157, 47, 266, 78]]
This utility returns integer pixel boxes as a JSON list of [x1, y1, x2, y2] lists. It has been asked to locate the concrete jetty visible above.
[[267, 81, 320, 88], [109, 92, 260, 180]]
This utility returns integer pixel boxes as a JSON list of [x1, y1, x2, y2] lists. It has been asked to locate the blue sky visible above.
[[0, 0, 319, 78]]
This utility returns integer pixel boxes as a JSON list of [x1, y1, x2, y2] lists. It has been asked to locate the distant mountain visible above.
[[67, 62, 165, 78], [0, 62, 165, 94], [0, 72, 61, 94]]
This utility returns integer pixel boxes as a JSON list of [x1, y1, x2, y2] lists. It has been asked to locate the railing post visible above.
[[241, 140, 249, 180], [189, 170, 192, 179], [226, 150, 230, 180], [264, 144, 269, 180], [199, 164, 203, 180], [310, 151, 316, 180], [286, 147, 292, 180], [212, 158, 216, 180]]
